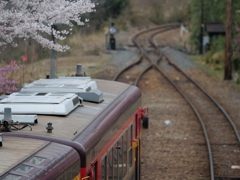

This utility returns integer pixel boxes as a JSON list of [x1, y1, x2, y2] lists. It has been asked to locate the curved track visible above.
[[113, 24, 240, 180], [113, 24, 180, 85]]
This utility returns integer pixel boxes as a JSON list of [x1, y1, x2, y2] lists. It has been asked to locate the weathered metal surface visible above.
[[0, 137, 47, 176], [0, 79, 133, 177]]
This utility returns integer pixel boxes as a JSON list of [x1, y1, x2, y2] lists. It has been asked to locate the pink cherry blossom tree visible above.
[[0, 0, 95, 94], [0, 60, 22, 95], [0, 0, 95, 52]]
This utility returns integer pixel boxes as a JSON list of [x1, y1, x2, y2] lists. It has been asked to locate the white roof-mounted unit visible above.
[[20, 77, 103, 103], [0, 114, 37, 125], [0, 92, 80, 115]]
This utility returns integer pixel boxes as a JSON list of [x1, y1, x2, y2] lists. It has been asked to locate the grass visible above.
[[55, 54, 113, 78], [189, 55, 225, 82], [189, 55, 240, 93]]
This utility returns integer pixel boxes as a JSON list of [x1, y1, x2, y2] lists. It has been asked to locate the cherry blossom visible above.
[[22, 55, 28, 62], [0, 61, 22, 95], [0, 0, 95, 52]]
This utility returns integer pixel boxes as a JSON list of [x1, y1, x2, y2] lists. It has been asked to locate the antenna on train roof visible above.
[[1, 108, 13, 132], [75, 64, 87, 77]]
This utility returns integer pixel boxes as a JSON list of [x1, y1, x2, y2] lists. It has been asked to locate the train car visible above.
[[0, 65, 148, 180]]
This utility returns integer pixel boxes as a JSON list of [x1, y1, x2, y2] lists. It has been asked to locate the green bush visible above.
[[209, 36, 225, 54], [202, 36, 225, 65]]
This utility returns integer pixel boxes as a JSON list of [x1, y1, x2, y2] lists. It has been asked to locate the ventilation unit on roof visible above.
[[0, 92, 80, 115], [20, 77, 103, 103], [0, 114, 37, 125]]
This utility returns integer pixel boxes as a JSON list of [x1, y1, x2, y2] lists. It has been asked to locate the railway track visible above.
[[113, 24, 240, 180]]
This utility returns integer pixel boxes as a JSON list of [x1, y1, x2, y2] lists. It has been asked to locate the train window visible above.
[[113, 142, 118, 180], [133, 122, 136, 139], [2, 174, 22, 180], [128, 125, 133, 170], [15, 164, 34, 173], [118, 136, 123, 180], [56, 161, 79, 180], [94, 161, 98, 180], [102, 155, 107, 180], [28, 156, 46, 165], [129, 148, 132, 168], [129, 124, 133, 147], [123, 131, 127, 177], [135, 114, 139, 137], [108, 147, 113, 180]]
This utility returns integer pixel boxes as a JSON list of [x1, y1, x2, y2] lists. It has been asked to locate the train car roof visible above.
[[0, 79, 141, 176]]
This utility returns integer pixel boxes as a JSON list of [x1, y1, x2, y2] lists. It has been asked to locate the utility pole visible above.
[[225, 0, 232, 80], [199, 0, 204, 54]]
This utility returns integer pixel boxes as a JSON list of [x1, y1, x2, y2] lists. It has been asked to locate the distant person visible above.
[[109, 22, 117, 35], [109, 22, 116, 50]]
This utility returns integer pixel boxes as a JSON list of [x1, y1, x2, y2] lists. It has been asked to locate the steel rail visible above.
[[150, 57, 214, 180], [113, 52, 144, 81], [113, 24, 180, 82], [132, 24, 180, 48], [149, 27, 240, 179], [146, 37, 215, 180], [148, 26, 180, 56], [150, 29, 240, 145], [132, 25, 180, 86], [166, 58, 240, 143], [125, 24, 215, 180], [147, 29, 215, 179], [134, 64, 153, 86]]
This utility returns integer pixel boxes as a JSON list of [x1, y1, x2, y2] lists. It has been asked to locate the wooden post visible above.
[[225, 0, 232, 80]]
